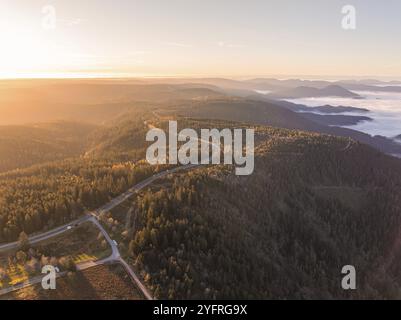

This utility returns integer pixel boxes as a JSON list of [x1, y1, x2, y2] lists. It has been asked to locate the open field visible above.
[[0, 222, 111, 290], [33, 221, 112, 261], [0, 263, 144, 300]]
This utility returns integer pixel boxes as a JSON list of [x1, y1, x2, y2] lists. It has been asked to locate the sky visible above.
[[1, 0, 401, 79]]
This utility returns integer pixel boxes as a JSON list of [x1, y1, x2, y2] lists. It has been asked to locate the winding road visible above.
[[0, 162, 201, 299], [0, 116, 218, 299]]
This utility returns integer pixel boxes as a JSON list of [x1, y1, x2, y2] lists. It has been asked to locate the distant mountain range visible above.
[[159, 97, 401, 156], [1, 78, 400, 157], [270, 103, 369, 114], [152, 77, 401, 94], [268, 85, 361, 99], [2, 78, 401, 300], [243, 78, 401, 93], [300, 113, 372, 126]]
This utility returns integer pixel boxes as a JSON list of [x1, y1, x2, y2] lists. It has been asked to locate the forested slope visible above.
[[0, 118, 164, 243], [126, 126, 401, 299], [0, 121, 97, 172]]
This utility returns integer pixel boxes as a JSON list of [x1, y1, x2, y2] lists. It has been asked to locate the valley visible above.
[[2, 0, 401, 305], [0, 78, 401, 300]]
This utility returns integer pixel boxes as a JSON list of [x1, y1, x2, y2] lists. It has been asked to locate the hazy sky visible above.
[[1, 0, 401, 78]]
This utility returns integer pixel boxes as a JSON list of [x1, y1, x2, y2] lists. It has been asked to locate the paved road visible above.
[[0, 163, 203, 299], [0, 215, 91, 254], [77, 215, 153, 299], [0, 215, 149, 298], [0, 162, 199, 254], [0, 117, 213, 299], [341, 138, 354, 151], [0, 271, 68, 297]]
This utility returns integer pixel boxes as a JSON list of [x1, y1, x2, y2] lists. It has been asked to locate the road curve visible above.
[[0, 215, 91, 254], [0, 116, 214, 298], [0, 163, 199, 254], [0, 163, 202, 299]]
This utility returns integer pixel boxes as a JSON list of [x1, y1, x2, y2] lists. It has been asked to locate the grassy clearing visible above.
[[33, 221, 112, 260], [0, 222, 111, 290], [1, 263, 144, 300]]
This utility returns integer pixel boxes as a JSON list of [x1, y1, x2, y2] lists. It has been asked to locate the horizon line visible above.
[[1, 72, 401, 82]]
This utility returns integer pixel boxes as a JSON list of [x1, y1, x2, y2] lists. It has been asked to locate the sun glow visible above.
[[1, 0, 401, 79], [0, 11, 52, 77], [0, 6, 102, 79]]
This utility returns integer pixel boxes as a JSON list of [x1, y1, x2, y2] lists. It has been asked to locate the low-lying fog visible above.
[[284, 90, 401, 139]]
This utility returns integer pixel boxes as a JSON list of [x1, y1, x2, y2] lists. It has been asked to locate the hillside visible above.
[[1, 115, 401, 299], [299, 113, 372, 126], [125, 124, 401, 299], [85, 118, 150, 159], [158, 98, 324, 132], [0, 81, 224, 125], [269, 85, 361, 99], [0, 121, 97, 172], [157, 98, 401, 155], [0, 79, 399, 157]]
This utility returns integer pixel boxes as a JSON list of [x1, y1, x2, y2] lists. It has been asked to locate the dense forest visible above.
[[0, 121, 96, 172], [126, 126, 401, 299], [0, 115, 165, 243], [1, 93, 401, 299], [0, 157, 165, 242]]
